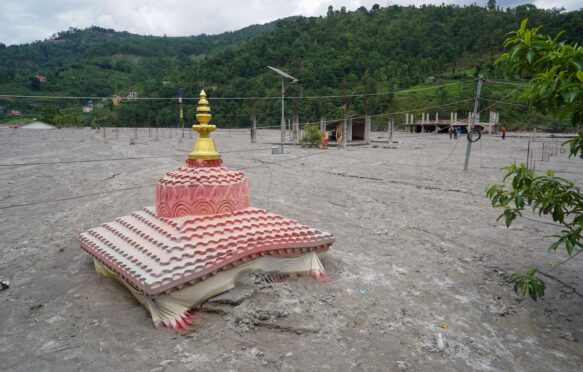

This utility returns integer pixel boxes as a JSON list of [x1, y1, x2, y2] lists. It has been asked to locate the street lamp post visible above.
[[268, 66, 298, 154]]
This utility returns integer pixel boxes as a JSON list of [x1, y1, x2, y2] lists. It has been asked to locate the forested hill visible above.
[[0, 21, 283, 96], [0, 4, 581, 129], [189, 4, 582, 128]]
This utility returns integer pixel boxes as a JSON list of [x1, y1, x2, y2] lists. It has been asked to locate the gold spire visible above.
[[188, 89, 221, 161]]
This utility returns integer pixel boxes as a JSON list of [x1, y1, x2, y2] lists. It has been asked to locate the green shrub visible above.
[[300, 123, 321, 147]]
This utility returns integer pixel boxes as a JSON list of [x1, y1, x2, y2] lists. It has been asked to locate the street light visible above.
[[268, 66, 298, 154]]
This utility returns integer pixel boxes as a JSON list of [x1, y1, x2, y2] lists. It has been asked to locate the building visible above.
[[127, 91, 138, 101], [35, 75, 48, 83], [404, 111, 500, 134], [10, 110, 21, 116]]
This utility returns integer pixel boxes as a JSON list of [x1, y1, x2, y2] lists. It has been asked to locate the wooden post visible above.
[[526, 139, 531, 169], [251, 116, 257, 143], [533, 128, 536, 142], [364, 116, 371, 145]]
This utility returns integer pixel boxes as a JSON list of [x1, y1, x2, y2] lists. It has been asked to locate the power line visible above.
[[481, 98, 529, 108], [484, 79, 531, 88], [0, 185, 148, 210], [0, 147, 275, 167], [478, 89, 519, 114], [0, 80, 476, 102]]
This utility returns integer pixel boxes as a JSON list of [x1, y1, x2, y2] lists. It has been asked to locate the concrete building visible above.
[[405, 111, 500, 134]]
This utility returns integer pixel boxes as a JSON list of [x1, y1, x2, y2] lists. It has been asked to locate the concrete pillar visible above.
[[364, 116, 371, 145], [450, 112, 453, 124], [387, 118, 394, 143], [454, 112, 457, 123], [341, 118, 348, 148], [292, 114, 299, 143], [435, 113, 439, 124], [405, 114, 409, 125], [347, 118, 353, 142], [251, 116, 257, 143], [320, 117, 326, 135]]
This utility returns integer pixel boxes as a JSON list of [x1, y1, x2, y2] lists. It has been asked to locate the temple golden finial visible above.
[[188, 89, 221, 162]]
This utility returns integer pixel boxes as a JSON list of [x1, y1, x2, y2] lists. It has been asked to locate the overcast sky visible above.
[[0, 0, 579, 46]]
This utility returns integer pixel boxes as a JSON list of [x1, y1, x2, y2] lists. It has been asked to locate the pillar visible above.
[[405, 113, 409, 125], [364, 116, 371, 145], [292, 114, 299, 143], [435, 112, 439, 124], [341, 118, 348, 148], [347, 118, 353, 142], [320, 117, 326, 135], [251, 116, 257, 143]]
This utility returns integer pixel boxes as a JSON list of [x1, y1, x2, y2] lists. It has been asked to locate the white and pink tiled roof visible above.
[[78, 90, 334, 299]]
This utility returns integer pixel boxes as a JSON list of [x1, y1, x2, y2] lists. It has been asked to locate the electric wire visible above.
[[0, 80, 475, 102]]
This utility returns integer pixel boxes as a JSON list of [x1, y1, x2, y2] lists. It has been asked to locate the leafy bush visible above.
[[299, 123, 321, 147]]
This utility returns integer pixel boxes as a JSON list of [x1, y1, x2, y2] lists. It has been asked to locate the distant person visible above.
[[454, 126, 460, 139], [448, 125, 454, 139], [501, 126, 507, 140]]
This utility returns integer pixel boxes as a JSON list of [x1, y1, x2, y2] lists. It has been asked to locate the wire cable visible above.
[[0, 80, 476, 102]]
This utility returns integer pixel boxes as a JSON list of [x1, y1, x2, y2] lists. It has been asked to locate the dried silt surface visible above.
[[0, 127, 581, 371]]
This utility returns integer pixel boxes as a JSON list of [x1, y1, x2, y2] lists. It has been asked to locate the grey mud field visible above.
[[1, 127, 582, 371]]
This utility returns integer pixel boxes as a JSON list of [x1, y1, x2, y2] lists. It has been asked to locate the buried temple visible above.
[[78, 90, 335, 330]]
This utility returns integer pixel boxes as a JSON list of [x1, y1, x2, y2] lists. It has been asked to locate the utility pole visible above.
[[268, 66, 298, 154], [280, 77, 285, 152], [463, 76, 483, 171]]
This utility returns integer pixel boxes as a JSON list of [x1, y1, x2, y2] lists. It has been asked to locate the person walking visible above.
[[448, 125, 454, 139], [501, 126, 507, 140]]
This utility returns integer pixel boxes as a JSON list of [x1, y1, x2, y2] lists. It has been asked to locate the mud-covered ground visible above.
[[1, 127, 581, 371]]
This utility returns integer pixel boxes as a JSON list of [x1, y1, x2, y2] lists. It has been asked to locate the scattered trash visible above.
[[358, 289, 367, 296], [436, 323, 449, 329], [0, 280, 9, 291]]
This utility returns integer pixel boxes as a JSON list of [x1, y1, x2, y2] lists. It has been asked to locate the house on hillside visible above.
[[82, 106, 93, 113], [35, 75, 48, 83], [127, 91, 138, 101], [10, 110, 21, 116]]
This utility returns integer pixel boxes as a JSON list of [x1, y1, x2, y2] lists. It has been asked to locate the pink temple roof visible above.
[[78, 206, 334, 296]]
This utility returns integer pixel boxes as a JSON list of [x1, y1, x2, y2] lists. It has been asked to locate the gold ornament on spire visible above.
[[188, 89, 221, 161]]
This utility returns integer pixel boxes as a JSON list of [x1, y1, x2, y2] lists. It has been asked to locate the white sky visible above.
[[0, 0, 580, 45]]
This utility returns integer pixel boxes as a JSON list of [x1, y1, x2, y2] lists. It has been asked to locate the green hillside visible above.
[[0, 4, 581, 129]]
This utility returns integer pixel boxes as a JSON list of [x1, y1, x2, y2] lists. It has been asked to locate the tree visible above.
[[29, 76, 41, 90], [497, 19, 583, 125], [487, 0, 497, 11], [486, 20, 583, 300], [327, 5, 334, 17]]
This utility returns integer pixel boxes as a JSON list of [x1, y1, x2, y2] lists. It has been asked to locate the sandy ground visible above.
[[0, 127, 581, 371]]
